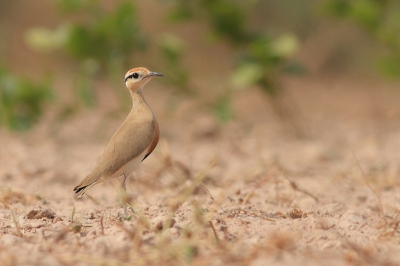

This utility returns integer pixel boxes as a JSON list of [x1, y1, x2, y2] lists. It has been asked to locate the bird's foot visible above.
[[125, 202, 136, 214], [120, 202, 135, 220]]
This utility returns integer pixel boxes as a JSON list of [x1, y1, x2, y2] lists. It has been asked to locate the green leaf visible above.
[[25, 25, 70, 52], [231, 63, 263, 88], [270, 33, 300, 58]]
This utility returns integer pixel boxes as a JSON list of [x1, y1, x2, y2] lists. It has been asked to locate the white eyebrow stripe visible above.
[[125, 72, 134, 79], [124, 72, 138, 82]]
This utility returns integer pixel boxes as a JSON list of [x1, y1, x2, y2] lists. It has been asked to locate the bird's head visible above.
[[124, 67, 163, 92]]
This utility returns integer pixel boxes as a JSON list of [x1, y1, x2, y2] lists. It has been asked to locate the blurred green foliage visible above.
[[26, 0, 146, 107], [165, 0, 301, 97], [61, 1, 146, 68], [322, 0, 400, 78], [158, 34, 191, 93], [165, 0, 301, 122], [10, 0, 304, 129], [2, 0, 398, 131], [30, 0, 147, 67], [0, 67, 51, 130]]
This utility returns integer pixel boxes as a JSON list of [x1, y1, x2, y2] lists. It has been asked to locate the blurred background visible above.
[[3, 2, 400, 264], [1, 0, 400, 134]]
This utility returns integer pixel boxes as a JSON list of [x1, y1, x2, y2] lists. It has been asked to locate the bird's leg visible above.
[[121, 174, 128, 215], [121, 174, 128, 191], [120, 174, 134, 215]]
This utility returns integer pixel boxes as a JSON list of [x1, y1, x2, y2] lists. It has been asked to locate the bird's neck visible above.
[[129, 87, 147, 109]]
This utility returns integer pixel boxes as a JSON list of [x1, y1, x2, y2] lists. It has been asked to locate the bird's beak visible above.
[[148, 72, 164, 77]]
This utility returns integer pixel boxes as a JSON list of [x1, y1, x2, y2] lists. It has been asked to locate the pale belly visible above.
[[111, 149, 148, 179]]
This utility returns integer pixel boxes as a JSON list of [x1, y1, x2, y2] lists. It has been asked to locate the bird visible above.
[[73, 67, 163, 214]]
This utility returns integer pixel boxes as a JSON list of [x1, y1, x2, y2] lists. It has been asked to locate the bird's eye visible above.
[[124, 72, 142, 82]]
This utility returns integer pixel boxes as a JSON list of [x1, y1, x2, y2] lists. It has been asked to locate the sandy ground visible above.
[[1, 76, 400, 265]]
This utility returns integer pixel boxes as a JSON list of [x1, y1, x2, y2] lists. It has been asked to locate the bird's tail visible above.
[[73, 174, 99, 198]]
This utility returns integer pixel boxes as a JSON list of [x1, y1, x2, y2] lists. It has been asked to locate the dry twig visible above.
[[10, 209, 22, 238], [100, 215, 105, 236], [208, 221, 220, 245], [281, 174, 318, 202], [352, 151, 384, 218]]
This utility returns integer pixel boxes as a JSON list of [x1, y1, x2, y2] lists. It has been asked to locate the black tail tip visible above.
[[73, 186, 86, 194]]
